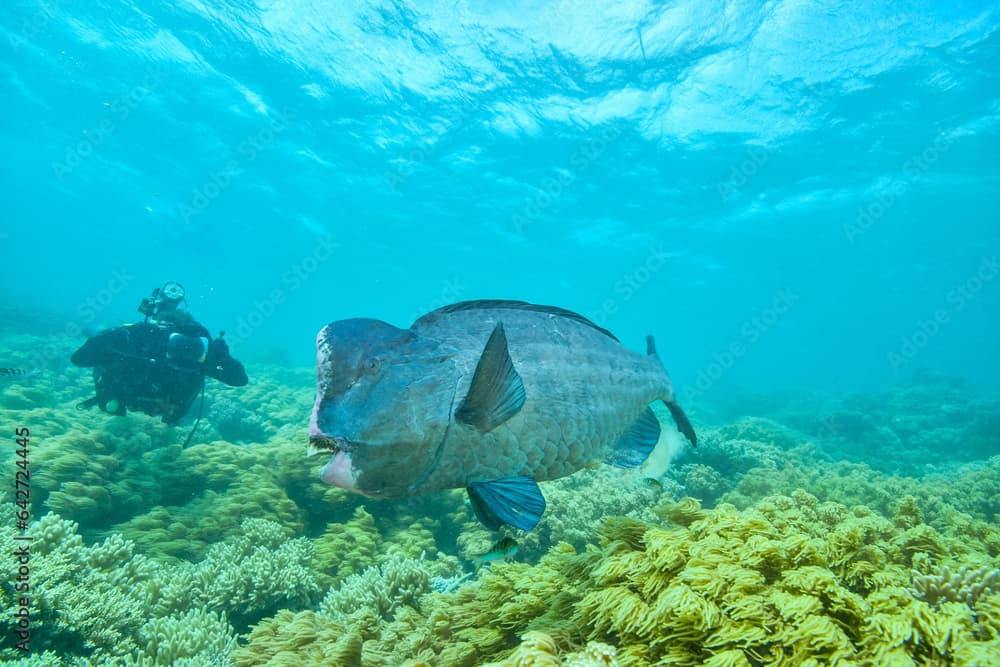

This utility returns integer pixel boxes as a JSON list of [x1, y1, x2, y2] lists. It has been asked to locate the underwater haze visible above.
[[2, 2, 1000, 666], [1, 0, 998, 393]]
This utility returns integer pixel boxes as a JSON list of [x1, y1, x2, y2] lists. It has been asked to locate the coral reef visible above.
[[3, 330, 999, 666], [234, 493, 1000, 666], [209, 396, 272, 443], [125, 608, 237, 666], [0, 515, 305, 662], [0, 513, 154, 660], [145, 517, 319, 627], [480, 631, 619, 667], [318, 555, 433, 622], [911, 560, 1000, 607]]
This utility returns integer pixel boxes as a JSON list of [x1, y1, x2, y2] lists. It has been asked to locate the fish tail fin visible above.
[[645, 333, 697, 448], [663, 400, 697, 447]]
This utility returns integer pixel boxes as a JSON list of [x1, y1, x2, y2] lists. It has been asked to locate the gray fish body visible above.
[[310, 300, 695, 526], [408, 307, 669, 490]]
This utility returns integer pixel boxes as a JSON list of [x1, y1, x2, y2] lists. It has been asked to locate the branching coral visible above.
[[146, 518, 319, 627], [0, 513, 156, 661], [5, 331, 999, 666], [911, 562, 1000, 607], [125, 608, 237, 666], [319, 555, 433, 622]]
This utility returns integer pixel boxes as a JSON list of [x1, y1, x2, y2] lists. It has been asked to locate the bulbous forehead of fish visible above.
[[316, 318, 416, 397]]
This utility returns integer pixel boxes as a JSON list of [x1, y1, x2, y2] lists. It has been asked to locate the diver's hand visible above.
[[206, 338, 229, 365]]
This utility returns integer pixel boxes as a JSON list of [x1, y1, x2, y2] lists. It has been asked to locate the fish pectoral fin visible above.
[[455, 322, 525, 432], [665, 400, 697, 447], [467, 476, 545, 531], [606, 406, 661, 468]]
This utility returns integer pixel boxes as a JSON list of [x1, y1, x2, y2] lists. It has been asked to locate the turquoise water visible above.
[[1, 2, 1000, 666], [3, 1, 998, 394]]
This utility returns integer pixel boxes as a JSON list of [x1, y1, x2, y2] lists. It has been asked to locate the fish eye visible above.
[[364, 357, 382, 374]]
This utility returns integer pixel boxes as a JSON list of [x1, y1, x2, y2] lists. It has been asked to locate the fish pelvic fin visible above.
[[455, 322, 525, 432], [468, 476, 545, 531], [606, 406, 660, 468]]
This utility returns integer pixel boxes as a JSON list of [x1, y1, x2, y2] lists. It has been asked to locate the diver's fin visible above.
[[666, 400, 697, 447], [455, 322, 525, 432], [467, 476, 545, 531], [606, 406, 661, 468]]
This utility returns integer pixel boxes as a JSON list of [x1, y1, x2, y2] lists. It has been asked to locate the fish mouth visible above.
[[307, 435, 350, 458], [308, 435, 359, 492]]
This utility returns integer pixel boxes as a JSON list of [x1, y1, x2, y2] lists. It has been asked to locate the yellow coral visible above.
[[701, 648, 752, 667]]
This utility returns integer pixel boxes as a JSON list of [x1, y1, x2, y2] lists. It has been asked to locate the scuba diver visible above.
[[72, 282, 248, 441]]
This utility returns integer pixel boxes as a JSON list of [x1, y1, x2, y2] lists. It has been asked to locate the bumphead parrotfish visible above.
[[309, 300, 696, 531]]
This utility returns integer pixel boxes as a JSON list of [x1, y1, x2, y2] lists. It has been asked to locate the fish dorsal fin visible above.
[[467, 476, 546, 531], [455, 322, 525, 432], [606, 406, 661, 468], [414, 299, 619, 342]]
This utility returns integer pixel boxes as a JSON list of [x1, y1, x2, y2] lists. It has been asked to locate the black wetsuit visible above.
[[71, 320, 248, 424]]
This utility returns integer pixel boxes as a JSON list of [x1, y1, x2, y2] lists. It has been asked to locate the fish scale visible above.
[[310, 299, 696, 531], [414, 309, 662, 489]]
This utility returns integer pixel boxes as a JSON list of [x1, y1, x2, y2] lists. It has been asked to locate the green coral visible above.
[[124, 608, 237, 666], [312, 506, 382, 589], [237, 493, 1000, 666], [0, 513, 316, 662], [0, 513, 155, 661], [146, 517, 319, 626], [318, 555, 433, 622]]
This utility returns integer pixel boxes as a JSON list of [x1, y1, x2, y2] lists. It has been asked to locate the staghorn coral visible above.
[[319, 555, 433, 622], [0, 513, 155, 661], [911, 561, 1000, 607], [0, 513, 318, 662], [124, 608, 237, 666], [145, 518, 319, 627]]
